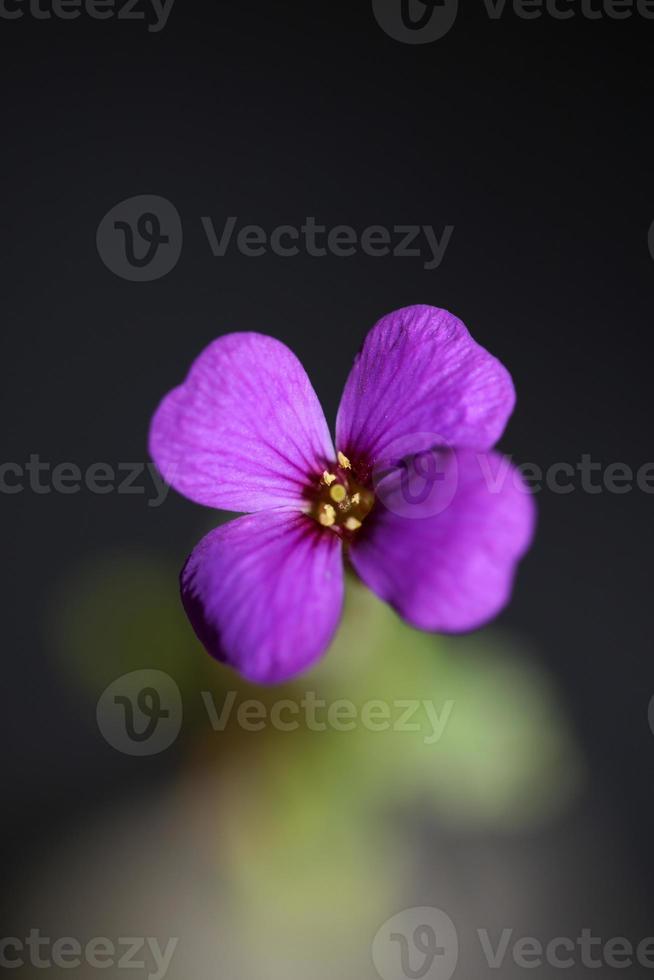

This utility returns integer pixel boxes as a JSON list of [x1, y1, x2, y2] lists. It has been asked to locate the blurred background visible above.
[[1, 1, 653, 977]]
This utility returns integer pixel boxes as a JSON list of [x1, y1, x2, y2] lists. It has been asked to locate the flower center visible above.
[[310, 452, 375, 534]]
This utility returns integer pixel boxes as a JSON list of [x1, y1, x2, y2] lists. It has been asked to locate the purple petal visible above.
[[149, 333, 334, 512], [336, 306, 516, 468], [349, 450, 535, 632], [181, 510, 344, 684]]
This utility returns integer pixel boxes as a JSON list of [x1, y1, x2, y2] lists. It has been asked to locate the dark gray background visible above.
[[1, 0, 653, 969]]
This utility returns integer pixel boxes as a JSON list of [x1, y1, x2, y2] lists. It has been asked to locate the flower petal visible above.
[[336, 306, 516, 468], [150, 333, 334, 512], [349, 450, 535, 632], [181, 510, 344, 684]]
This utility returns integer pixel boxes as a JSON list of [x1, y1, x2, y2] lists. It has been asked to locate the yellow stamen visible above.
[[351, 492, 360, 505], [318, 504, 336, 527], [329, 484, 347, 503], [345, 517, 362, 531], [337, 451, 351, 470], [322, 471, 336, 486]]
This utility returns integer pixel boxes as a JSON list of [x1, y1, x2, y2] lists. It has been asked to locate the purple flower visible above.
[[149, 305, 535, 684]]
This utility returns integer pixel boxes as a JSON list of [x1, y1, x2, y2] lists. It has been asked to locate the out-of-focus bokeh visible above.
[[19, 551, 584, 978]]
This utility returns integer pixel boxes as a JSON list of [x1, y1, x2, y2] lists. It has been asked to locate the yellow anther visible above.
[[318, 504, 336, 527], [351, 492, 361, 505], [337, 451, 351, 470], [329, 484, 347, 503], [322, 471, 336, 486], [345, 517, 362, 531]]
